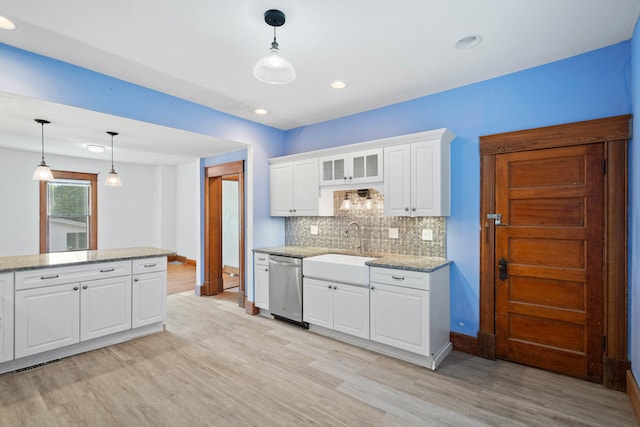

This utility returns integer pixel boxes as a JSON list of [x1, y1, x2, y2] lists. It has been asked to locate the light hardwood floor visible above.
[[1, 291, 637, 425]]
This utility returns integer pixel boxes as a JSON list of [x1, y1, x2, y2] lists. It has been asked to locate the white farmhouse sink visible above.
[[303, 253, 376, 286]]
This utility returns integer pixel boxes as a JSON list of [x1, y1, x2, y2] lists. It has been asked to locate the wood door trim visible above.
[[479, 115, 630, 389], [479, 115, 631, 155], [203, 161, 245, 309]]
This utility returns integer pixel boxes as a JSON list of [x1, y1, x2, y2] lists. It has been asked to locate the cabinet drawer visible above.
[[254, 253, 270, 266], [15, 261, 132, 291], [370, 267, 429, 291], [132, 257, 167, 274]]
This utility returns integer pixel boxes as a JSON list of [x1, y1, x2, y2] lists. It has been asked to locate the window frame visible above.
[[39, 170, 98, 254]]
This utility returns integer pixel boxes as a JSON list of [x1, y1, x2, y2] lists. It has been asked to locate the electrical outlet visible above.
[[388, 228, 399, 239], [422, 229, 433, 241], [310, 225, 318, 235]]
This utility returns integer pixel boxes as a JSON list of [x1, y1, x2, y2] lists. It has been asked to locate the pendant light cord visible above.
[[40, 122, 45, 163]]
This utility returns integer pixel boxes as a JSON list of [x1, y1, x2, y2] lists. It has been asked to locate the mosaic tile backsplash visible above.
[[285, 189, 446, 257]]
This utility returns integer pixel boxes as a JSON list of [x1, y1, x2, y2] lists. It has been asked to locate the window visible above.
[[40, 171, 98, 253]]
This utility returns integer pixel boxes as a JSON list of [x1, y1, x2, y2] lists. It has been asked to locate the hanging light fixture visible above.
[[105, 131, 122, 186], [340, 192, 352, 210], [32, 118, 54, 181], [253, 9, 296, 84]]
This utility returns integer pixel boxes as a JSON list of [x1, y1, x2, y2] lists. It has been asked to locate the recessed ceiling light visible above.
[[254, 108, 268, 115], [86, 144, 106, 153], [0, 16, 16, 30], [330, 81, 347, 89], [456, 34, 481, 49]]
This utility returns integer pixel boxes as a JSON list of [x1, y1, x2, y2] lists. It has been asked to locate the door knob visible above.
[[498, 258, 508, 281]]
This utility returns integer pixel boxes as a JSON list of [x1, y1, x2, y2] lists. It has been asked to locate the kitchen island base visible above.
[[0, 321, 163, 375]]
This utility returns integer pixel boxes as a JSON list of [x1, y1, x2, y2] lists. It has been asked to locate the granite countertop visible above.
[[253, 246, 450, 273], [0, 247, 175, 273]]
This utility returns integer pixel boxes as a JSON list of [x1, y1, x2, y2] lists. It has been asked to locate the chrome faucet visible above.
[[345, 221, 362, 253]]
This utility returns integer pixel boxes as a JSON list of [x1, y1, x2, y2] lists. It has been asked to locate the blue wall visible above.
[[630, 18, 640, 383], [285, 41, 633, 336], [0, 38, 635, 341]]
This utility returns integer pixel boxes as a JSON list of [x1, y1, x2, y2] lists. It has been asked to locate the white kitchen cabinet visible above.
[[270, 159, 319, 216], [370, 266, 450, 362], [303, 278, 369, 339], [132, 257, 167, 328], [0, 273, 14, 363], [384, 139, 451, 216], [14, 261, 136, 359], [319, 148, 382, 186], [80, 275, 132, 341], [254, 253, 270, 310], [15, 282, 81, 358]]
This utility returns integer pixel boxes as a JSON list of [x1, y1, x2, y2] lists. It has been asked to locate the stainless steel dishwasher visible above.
[[268, 255, 305, 326]]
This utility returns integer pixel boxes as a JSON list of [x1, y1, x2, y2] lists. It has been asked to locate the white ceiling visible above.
[[0, 0, 638, 164]]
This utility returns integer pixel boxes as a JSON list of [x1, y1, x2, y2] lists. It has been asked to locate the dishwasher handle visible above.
[[269, 255, 302, 266]]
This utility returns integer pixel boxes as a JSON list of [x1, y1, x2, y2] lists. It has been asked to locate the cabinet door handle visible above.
[[144, 264, 157, 268], [412, 207, 416, 211], [73, 286, 79, 291], [41, 274, 59, 280], [404, 207, 409, 212], [264, 268, 268, 272], [82, 284, 88, 290], [391, 275, 405, 281], [328, 284, 332, 289], [100, 268, 115, 273], [371, 286, 375, 290], [134, 278, 139, 282]]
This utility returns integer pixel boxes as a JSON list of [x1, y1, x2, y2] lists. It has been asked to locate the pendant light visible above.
[[105, 131, 122, 186], [253, 9, 296, 84], [32, 119, 54, 181], [340, 192, 352, 210]]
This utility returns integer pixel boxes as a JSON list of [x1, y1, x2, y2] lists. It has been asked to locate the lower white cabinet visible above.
[[132, 258, 167, 328], [303, 278, 369, 339], [15, 282, 81, 358], [254, 254, 269, 310], [370, 282, 429, 354], [81, 275, 132, 341], [0, 273, 14, 363], [370, 266, 450, 359]]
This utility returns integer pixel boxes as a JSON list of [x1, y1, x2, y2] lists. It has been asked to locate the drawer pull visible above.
[[100, 268, 115, 273], [41, 274, 59, 280], [144, 263, 157, 268], [258, 257, 266, 261], [391, 275, 405, 281]]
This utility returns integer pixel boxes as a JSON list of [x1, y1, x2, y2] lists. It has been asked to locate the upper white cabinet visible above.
[[384, 139, 451, 217], [0, 273, 14, 363], [319, 148, 382, 186], [270, 159, 319, 216]]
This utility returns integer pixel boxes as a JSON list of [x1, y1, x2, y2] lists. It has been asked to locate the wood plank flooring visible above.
[[1, 291, 637, 426]]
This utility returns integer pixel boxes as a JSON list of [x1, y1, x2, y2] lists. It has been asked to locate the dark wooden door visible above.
[[494, 144, 604, 381]]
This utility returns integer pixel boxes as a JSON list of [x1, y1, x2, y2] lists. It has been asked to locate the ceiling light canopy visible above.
[[0, 15, 16, 30], [86, 144, 105, 153], [254, 108, 268, 115], [105, 131, 122, 186], [32, 119, 54, 181], [455, 34, 482, 49], [253, 9, 295, 85]]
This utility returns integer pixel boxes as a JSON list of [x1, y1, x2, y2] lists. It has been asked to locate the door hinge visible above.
[[602, 335, 606, 351], [602, 159, 607, 175]]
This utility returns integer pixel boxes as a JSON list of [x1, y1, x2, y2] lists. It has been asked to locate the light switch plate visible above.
[[389, 228, 399, 239], [422, 229, 433, 241], [310, 225, 319, 235]]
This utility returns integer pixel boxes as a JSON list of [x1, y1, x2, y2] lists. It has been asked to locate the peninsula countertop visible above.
[[0, 247, 175, 273], [253, 246, 451, 273]]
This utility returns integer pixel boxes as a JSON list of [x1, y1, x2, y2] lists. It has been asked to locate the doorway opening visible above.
[[478, 115, 630, 390], [203, 161, 245, 309]]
